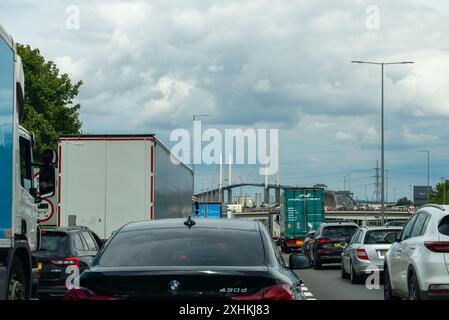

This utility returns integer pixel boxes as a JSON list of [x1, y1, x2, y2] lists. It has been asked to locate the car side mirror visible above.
[[289, 254, 312, 270], [384, 232, 399, 244]]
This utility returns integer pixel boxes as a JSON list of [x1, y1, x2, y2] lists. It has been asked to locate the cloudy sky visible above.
[[1, 0, 449, 200]]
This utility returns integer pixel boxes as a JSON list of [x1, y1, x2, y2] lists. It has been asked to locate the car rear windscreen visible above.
[[439, 215, 449, 236], [40, 232, 68, 252], [364, 230, 402, 244], [99, 228, 265, 267], [322, 226, 357, 238]]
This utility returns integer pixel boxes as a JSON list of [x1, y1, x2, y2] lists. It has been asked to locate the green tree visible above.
[[430, 180, 449, 204], [17, 44, 83, 156], [395, 197, 412, 206]]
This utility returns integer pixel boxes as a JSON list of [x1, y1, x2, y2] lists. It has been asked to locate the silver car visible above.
[[341, 226, 403, 284]]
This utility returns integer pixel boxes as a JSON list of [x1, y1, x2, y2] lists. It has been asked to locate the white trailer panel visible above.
[[58, 135, 192, 239]]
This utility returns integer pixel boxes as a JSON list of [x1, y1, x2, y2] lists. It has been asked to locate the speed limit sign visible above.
[[407, 206, 416, 214]]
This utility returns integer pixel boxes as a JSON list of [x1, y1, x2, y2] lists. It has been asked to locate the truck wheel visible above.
[[7, 258, 26, 300], [281, 240, 290, 253]]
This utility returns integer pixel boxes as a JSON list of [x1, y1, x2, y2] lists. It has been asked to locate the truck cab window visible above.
[[19, 136, 33, 191]]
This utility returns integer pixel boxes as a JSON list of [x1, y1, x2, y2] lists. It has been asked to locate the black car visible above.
[[301, 231, 316, 260], [65, 218, 311, 300], [34, 226, 103, 299], [309, 222, 358, 269]]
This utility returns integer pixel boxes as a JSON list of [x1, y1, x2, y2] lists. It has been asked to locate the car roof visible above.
[[321, 222, 358, 227], [361, 226, 403, 231], [41, 226, 90, 233], [121, 218, 260, 232], [418, 204, 449, 217]]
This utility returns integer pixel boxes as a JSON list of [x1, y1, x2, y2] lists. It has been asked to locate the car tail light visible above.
[[231, 284, 294, 301], [317, 238, 332, 244], [65, 288, 120, 301], [424, 241, 449, 253], [51, 257, 80, 267], [355, 249, 369, 260]]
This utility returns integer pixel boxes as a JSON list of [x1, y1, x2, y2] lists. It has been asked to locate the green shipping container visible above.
[[280, 188, 324, 240]]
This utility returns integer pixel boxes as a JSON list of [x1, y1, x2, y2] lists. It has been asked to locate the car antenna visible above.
[[184, 216, 196, 228]]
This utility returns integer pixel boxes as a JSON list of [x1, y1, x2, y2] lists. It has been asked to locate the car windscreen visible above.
[[364, 230, 402, 244], [98, 228, 266, 267], [322, 226, 357, 238], [40, 232, 68, 252]]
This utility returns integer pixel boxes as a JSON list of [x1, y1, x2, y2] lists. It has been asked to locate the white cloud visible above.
[[401, 126, 439, 145], [3, 0, 449, 199], [253, 79, 271, 93], [335, 131, 357, 142]]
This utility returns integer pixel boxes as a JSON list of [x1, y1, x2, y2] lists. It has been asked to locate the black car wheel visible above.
[[314, 254, 322, 270], [350, 261, 361, 284], [341, 260, 349, 279], [384, 265, 400, 300], [408, 273, 421, 300]]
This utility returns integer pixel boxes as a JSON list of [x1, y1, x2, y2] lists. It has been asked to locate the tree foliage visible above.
[[395, 197, 413, 206], [430, 180, 449, 204], [17, 44, 83, 156]]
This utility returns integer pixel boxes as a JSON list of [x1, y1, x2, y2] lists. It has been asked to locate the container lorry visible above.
[[280, 187, 324, 253], [0, 25, 57, 299], [57, 135, 193, 239]]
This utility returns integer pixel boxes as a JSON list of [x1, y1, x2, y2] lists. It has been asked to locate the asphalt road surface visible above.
[[283, 254, 384, 300]]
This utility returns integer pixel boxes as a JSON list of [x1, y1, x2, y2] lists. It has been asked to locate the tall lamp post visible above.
[[440, 177, 446, 205], [192, 114, 212, 194], [351, 60, 414, 224], [419, 150, 430, 203]]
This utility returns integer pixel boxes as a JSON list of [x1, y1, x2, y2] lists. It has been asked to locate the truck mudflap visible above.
[[0, 266, 7, 300]]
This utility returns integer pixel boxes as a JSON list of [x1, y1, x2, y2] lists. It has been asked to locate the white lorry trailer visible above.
[[0, 25, 57, 299], [57, 135, 193, 239]]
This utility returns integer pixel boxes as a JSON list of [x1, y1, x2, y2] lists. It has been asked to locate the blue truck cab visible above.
[[0, 24, 56, 300]]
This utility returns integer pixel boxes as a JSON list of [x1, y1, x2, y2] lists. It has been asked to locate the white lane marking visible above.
[[304, 292, 314, 297], [301, 282, 317, 300]]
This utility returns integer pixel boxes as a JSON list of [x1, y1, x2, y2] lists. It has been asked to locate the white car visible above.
[[384, 205, 449, 300]]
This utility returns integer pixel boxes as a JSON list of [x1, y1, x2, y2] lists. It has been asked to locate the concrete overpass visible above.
[[195, 183, 291, 205], [227, 210, 412, 226], [195, 184, 357, 210]]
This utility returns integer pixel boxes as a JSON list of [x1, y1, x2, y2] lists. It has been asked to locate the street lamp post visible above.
[[192, 114, 212, 194], [419, 150, 430, 203], [351, 60, 414, 225]]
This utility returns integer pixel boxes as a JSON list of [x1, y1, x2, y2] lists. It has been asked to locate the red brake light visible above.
[[65, 288, 120, 301], [424, 241, 449, 253], [317, 238, 332, 244], [51, 257, 80, 267], [231, 284, 294, 301], [355, 249, 369, 260]]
